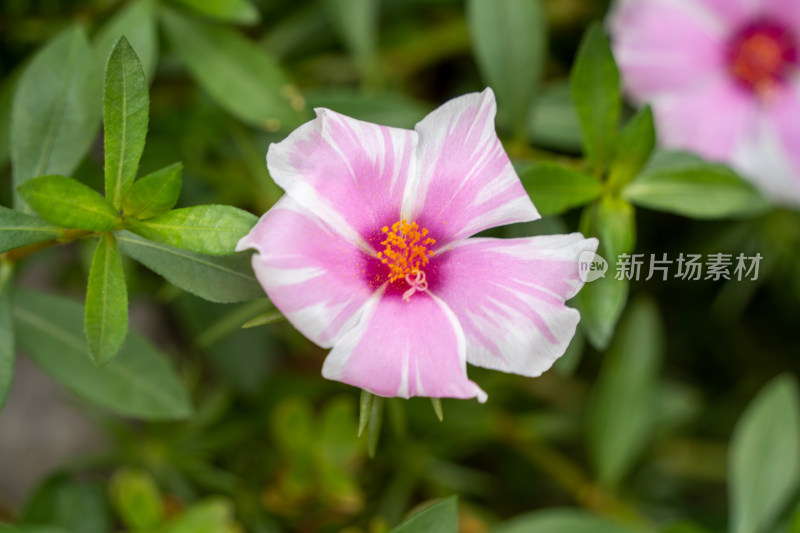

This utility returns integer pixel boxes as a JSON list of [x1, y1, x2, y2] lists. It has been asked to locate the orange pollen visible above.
[[728, 22, 797, 96], [732, 35, 784, 88], [376, 220, 435, 283]]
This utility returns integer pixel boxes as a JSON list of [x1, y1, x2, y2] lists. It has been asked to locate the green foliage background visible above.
[[1, 0, 800, 532]]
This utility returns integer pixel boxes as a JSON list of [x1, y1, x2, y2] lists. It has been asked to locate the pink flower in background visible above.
[[611, 0, 800, 205], [237, 89, 597, 402]]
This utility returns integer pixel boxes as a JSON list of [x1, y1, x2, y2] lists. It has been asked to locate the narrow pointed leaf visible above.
[[323, 0, 380, 84], [609, 105, 655, 189], [623, 159, 768, 219], [597, 195, 636, 257], [17, 175, 121, 231], [122, 162, 182, 219], [467, 0, 546, 137], [529, 82, 583, 152], [115, 231, 263, 303], [0, 206, 65, 254], [11, 27, 101, 210], [104, 37, 149, 208], [570, 24, 620, 173], [588, 296, 663, 488], [171, 0, 260, 25], [730, 375, 800, 533], [15, 290, 192, 420], [127, 205, 257, 255], [85, 233, 128, 365], [495, 509, 644, 533], [392, 496, 458, 533], [94, 0, 158, 81], [430, 398, 444, 422], [575, 203, 629, 349], [367, 395, 384, 458], [358, 389, 375, 437], [519, 163, 602, 215], [0, 263, 14, 411], [0, 67, 21, 168], [161, 7, 305, 130], [240, 310, 284, 329]]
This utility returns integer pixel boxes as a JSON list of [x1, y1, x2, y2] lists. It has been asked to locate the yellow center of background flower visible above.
[[377, 220, 435, 283]]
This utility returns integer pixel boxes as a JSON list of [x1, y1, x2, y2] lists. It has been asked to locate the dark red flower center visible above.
[[728, 20, 798, 96]]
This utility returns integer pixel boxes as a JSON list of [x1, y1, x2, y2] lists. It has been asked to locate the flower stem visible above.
[[0, 229, 94, 264], [498, 415, 654, 529]]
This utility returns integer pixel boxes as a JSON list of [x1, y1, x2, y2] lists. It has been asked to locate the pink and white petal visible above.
[[406, 89, 539, 243], [696, 0, 756, 28], [236, 196, 375, 348], [267, 108, 417, 244], [611, 0, 728, 99], [321, 289, 487, 402], [652, 76, 759, 161], [432, 234, 598, 377], [761, 0, 800, 29], [730, 84, 800, 205]]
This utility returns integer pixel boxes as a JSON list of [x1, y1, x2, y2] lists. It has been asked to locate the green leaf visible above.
[[161, 6, 305, 131], [94, 0, 158, 82], [109, 468, 164, 530], [11, 27, 102, 210], [240, 310, 284, 329], [529, 81, 583, 152], [85, 233, 128, 365], [597, 195, 636, 257], [358, 389, 375, 437], [367, 395, 384, 458], [623, 158, 769, 219], [104, 36, 149, 209], [0, 66, 21, 168], [588, 296, 663, 488], [323, 0, 380, 84], [495, 509, 644, 533], [122, 162, 182, 219], [467, 0, 546, 138], [519, 162, 602, 216], [127, 205, 257, 255], [20, 475, 110, 533], [574, 203, 629, 350], [609, 105, 656, 190], [575, 274, 628, 351], [430, 398, 444, 421], [0, 206, 64, 254], [730, 375, 800, 533], [0, 263, 14, 412], [161, 499, 236, 533], [115, 231, 263, 303], [570, 24, 620, 173], [14, 289, 192, 420], [17, 175, 121, 231], [171, 0, 260, 25], [392, 496, 458, 533]]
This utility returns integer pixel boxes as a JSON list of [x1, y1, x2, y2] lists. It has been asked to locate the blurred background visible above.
[[1, 0, 800, 532]]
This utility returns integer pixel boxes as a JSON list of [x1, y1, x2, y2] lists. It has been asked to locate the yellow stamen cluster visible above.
[[376, 220, 435, 283]]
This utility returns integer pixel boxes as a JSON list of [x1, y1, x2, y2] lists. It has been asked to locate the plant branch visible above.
[[0, 229, 94, 264]]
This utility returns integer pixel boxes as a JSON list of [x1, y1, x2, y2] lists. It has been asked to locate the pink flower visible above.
[[237, 90, 597, 402], [611, 0, 800, 205]]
